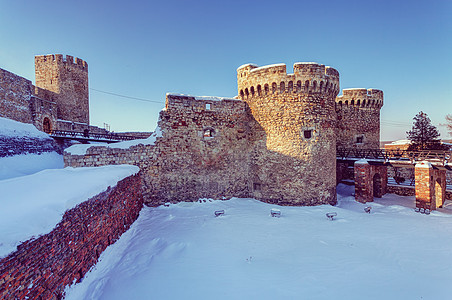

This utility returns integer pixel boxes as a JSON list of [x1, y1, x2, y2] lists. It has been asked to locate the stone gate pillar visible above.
[[354, 159, 387, 203], [415, 161, 446, 210]]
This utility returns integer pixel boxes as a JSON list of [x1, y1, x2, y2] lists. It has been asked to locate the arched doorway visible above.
[[43, 117, 52, 134], [434, 179, 443, 208], [373, 173, 383, 198]]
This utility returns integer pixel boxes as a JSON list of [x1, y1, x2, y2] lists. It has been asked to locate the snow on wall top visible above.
[[0, 117, 50, 139], [65, 126, 163, 156], [389, 139, 411, 145], [0, 164, 139, 258], [166, 93, 239, 102]]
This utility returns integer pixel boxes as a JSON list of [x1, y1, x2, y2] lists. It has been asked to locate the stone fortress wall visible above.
[[65, 61, 383, 207], [1, 55, 384, 207], [335, 88, 383, 149]]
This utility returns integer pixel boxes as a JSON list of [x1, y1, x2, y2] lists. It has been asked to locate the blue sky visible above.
[[1, 0, 451, 141]]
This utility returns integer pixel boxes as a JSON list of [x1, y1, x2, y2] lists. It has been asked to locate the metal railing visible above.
[[337, 148, 451, 164], [50, 130, 138, 142]]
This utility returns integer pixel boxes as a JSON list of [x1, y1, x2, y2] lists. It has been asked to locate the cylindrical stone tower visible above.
[[237, 62, 340, 206]]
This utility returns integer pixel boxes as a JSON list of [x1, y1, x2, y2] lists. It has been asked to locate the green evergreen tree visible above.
[[406, 111, 443, 150]]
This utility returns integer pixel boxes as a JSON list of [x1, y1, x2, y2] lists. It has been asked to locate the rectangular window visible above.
[[205, 103, 211, 110], [304, 130, 312, 139], [356, 136, 363, 144]]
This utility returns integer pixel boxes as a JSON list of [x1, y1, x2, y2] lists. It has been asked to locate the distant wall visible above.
[[0, 174, 143, 300], [0, 136, 60, 157], [0, 68, 33, 124]]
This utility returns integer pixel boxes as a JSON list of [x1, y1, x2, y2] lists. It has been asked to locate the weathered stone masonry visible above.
[[0, 174, 143, 300], [64, 61, 385, 207], [66, 62, 380, 207]]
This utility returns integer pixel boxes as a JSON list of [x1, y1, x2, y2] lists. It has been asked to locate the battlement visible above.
[[336, 88, 383, 109], [165, 93, 245, 113], [237, 62, 340, 99], [35, 54, 88, 70]]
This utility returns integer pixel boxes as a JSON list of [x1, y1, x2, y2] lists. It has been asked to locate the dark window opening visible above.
[[356, 136, 363, 143], [304, 130, 312, 139], [253, 182, 261, 191]]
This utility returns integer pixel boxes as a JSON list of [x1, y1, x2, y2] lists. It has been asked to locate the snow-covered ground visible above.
[[0, 152, 64, 180], [0, 116, 50, 139], [0, 164, 139, 258], [65, 185, 452, 300]]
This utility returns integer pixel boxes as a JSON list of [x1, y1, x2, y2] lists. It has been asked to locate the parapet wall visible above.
[[336, 88, 383, 149], [237, 62, 340, 99], [0, 174, 143, 300]]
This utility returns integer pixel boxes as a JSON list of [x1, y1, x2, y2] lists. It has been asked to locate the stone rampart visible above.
[[0, 136, 61, 157], [0, 68, 33, 124], [0, 174, 143, 300]]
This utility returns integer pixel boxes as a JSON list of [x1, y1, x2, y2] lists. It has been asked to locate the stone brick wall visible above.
[[35, 54, 89, 124], [0, 174, 143, 300], [0, 136, 61, 157], [237, 62, 340, 205], [336, 88, 383, 149], [0, 68, 33, 124], [387, 184, 416, 196]]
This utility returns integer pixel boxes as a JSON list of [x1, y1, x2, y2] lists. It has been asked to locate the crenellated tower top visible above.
[[34, 54, 89, 124], [237, 62, 340, 99], [336, 88, 383, 109]]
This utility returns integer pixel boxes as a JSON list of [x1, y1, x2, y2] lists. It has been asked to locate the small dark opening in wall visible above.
[[304, 130, 312, 139], [253, 182, 261, 191], [356, 136, 363, 143]]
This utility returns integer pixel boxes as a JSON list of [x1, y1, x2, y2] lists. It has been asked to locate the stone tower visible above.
[[335, 88, 383, 149], [237, 62, 340, 205], [34, 54, 89, 124]]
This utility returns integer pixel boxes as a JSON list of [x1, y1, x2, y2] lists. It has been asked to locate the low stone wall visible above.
[[387, 184, 415, 196], [0, 136, 61, 157], [0, 173, 143, 300]]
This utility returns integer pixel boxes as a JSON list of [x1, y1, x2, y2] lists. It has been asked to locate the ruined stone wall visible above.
[[336, 88, 383, 149], [154, 94, 250, 203], [65, 94, 251, 206], [0, 68, 33, 124], [0, 135, 60, 157], [237, 62, 340, 205], [35, 54, 89, 124], [0, 174, 143, 300]]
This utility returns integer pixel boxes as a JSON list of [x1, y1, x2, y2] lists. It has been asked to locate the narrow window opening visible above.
[[253, 182, 261, 191], [304, 130, 312, 139], [356, 136, 363, 144], [205, 103, 211, 110]]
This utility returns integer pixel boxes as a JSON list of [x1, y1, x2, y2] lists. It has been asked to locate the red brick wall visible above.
[[415, 162, 446, 210], [354, 161, 387, 203], [0, 173, 143, 300]]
